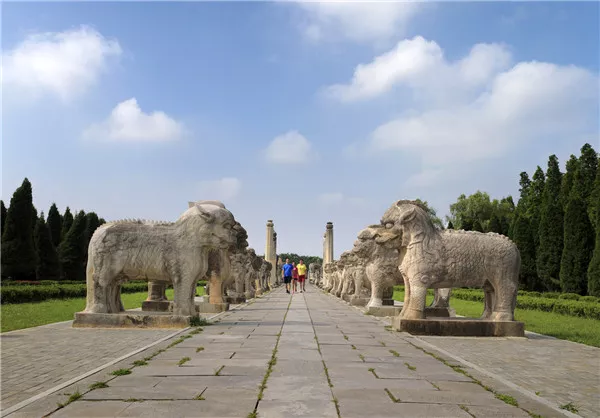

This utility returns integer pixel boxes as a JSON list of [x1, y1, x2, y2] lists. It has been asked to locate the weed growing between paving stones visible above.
[[189, 327, 204, 335], [196, 346, 205, 352], [124, 398, 143, 402], [429, 381, 441, 390], [495, 393, 518, 407], [384, 325, 393, 332], [408, 341, 542, 416], [56, 390, 82, 409], [88, 381, 109, 390], [332, 396, 341, 416], [389, 349, 400, 357], [379, 341, 386, 346], [132, 360, 148, 366], [560, 402, 579, 413], [384, 388, 399, 403], [178, 357, 191, 366], [213, 365, 225, 376], [190, 317, 211, 327], [459, 405, 476, 417], [343, 334, 349, 340], [351, 344, 357, 350], [247, 412, 258, 418], [322, 360, 334, 388], [368, 368, 379, 378], [358, 354, 365, 362], [404, 362, 416, 371], [111, 368, 131, 376]]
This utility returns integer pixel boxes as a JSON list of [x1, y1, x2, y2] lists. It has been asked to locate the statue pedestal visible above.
[[73, 311, 193, 329], [349, 296, 369, 306], [194, 302, 229, 313], [223, 295, 246, 304], [141, 300, 171, 312], [424, 307, 456, 317], [366, 306, 403, 317], [342, 294, 352, 302], [382, 298, 395, 306], [392, 317, 525, 337]]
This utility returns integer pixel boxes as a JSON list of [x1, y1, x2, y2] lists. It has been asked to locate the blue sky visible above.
[[3, 1, 599, 258]]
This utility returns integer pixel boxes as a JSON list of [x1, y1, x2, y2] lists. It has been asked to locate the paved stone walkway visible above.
[[5, 286, 574, 417]]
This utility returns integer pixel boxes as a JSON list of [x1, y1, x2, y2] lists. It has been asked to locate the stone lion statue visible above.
[[84, 202, 238, 316], [381, 200, 520, 322]]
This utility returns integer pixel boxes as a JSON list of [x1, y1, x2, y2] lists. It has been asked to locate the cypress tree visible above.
[[512, 210, 538, 290], [47, 203, 62, 248], [589, 164, 600, 231], [488, 214, 502, 233], [579, 143, 598, 202], [34, 215, 60, 280], [537, 155, 563, 291], [447, 221, 454, 229], [61, 207, 73, 242], [82, 212, 102, 266], [560, 166, 595, 294], [1, 200, 6, 237], [528, 167, 545, 250], [58, 210, 87, 280], [1, 178, 37, 280], [560, 155, 578, 211], [588, 182, 600, 296]]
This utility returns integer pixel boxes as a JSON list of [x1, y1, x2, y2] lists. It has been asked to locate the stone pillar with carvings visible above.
[[325, 222, 334, 265], [265, 220, 277, 288]]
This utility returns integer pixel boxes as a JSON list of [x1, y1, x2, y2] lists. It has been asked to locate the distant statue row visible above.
[[83, 200, 275, 317], [315, 200, 520, 322]]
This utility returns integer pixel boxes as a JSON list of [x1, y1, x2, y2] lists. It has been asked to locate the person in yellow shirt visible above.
[[297, 259, 307, 292]]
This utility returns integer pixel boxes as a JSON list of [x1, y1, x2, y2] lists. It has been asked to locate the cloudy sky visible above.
[[3, 1, 598, 259]]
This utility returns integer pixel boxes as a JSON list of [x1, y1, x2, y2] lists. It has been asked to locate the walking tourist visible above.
[[291, 262, 299, 293], [282, 258, 293, 294], [297, 259, 307, 292]]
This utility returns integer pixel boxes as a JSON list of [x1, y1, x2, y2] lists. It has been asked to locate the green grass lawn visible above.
[[1, 287, 205, 333], [393, 289, 600, 348]]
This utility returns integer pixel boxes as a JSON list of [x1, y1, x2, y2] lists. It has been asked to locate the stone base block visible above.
[[392, 317, 525, 337], [349, 296, 369, 306], [141, 300, 171, 312], [73, 311, 193, 329], [195, 302, 229, 313], [342, 294, 352, 302], [382, 299, 395, 306], [366, 306, 403, 317], [223, 296, 246, 304], [424, 307, 456, 318], [255, 289, 263, 296]]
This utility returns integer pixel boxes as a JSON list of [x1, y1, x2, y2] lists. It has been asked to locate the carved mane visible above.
[[395, 200, 442, 259]]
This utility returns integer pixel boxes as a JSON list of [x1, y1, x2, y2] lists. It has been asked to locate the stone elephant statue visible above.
[[381, 200, 520, 322]]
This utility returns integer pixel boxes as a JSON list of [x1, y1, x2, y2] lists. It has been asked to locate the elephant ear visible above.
[[195, 204, 215, 223], [398, 207, 417, 225]]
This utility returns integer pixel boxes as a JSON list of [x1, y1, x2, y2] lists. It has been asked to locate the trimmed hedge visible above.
[[393, 286, 600, 320], [1, 280, 208, 304], [1, 282, 148, 304]]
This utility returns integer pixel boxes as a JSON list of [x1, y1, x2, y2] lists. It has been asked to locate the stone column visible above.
[[208, 271, 224, 304], [325, 222, 334, 265], [272, 232, 278, 286], [265, 220, 277, 288], [142, 281, 170, 312]]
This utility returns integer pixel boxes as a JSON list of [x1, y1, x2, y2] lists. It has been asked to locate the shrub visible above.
[[1, 282, 149, 304], [580, 296, 599, 303], [558, 293, 581, 301], [543, 292, 560, 299]]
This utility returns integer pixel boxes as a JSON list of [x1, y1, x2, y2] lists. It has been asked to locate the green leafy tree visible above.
[[560, 165, 595, 294], [278, 253, 322, 267], [58, 210, 88, 280], [1, 178, 37, 280], [588, 184, 600, 296], [1, 200, 6, 237], [488, 214, 503, 234], [34, 215, 60, 280], [560, 155, 579, 211], [472, 219, 484, 232], [61, 207, 74, 242], [47, 203, 62, 248], [447, 191, 494, 230], [537, 155, 563, 291]]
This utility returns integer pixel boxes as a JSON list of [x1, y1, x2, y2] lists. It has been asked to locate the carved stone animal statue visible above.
[[245, 248, 263, 299], [340, 252, 360, 297], [323, 263, 335, 292], [381, 200, 520, 321], [85, 202, 238, 316], [331, 259, 346, 297], [309, 263, 322, 285], [352, 225, 403, 308], [260, 259, 272, 291]]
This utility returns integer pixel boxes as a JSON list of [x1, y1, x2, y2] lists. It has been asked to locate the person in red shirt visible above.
[[291, 262, 299, 294]]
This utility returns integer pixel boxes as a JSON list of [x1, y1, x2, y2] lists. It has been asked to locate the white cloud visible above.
[[325, 36, 512, 103], [265, 130, 314, 164], [2, 25, 122, 102], [318, 192, 369, 209], [329, 36, 598, 184], [296, 2, 421, 45], [198, 178, 242, 202], [82, 98, 185, 142]]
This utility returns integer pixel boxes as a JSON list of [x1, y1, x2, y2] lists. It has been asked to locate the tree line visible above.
[[444, 143, 599, 296], [1, 178, 105, 281]]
